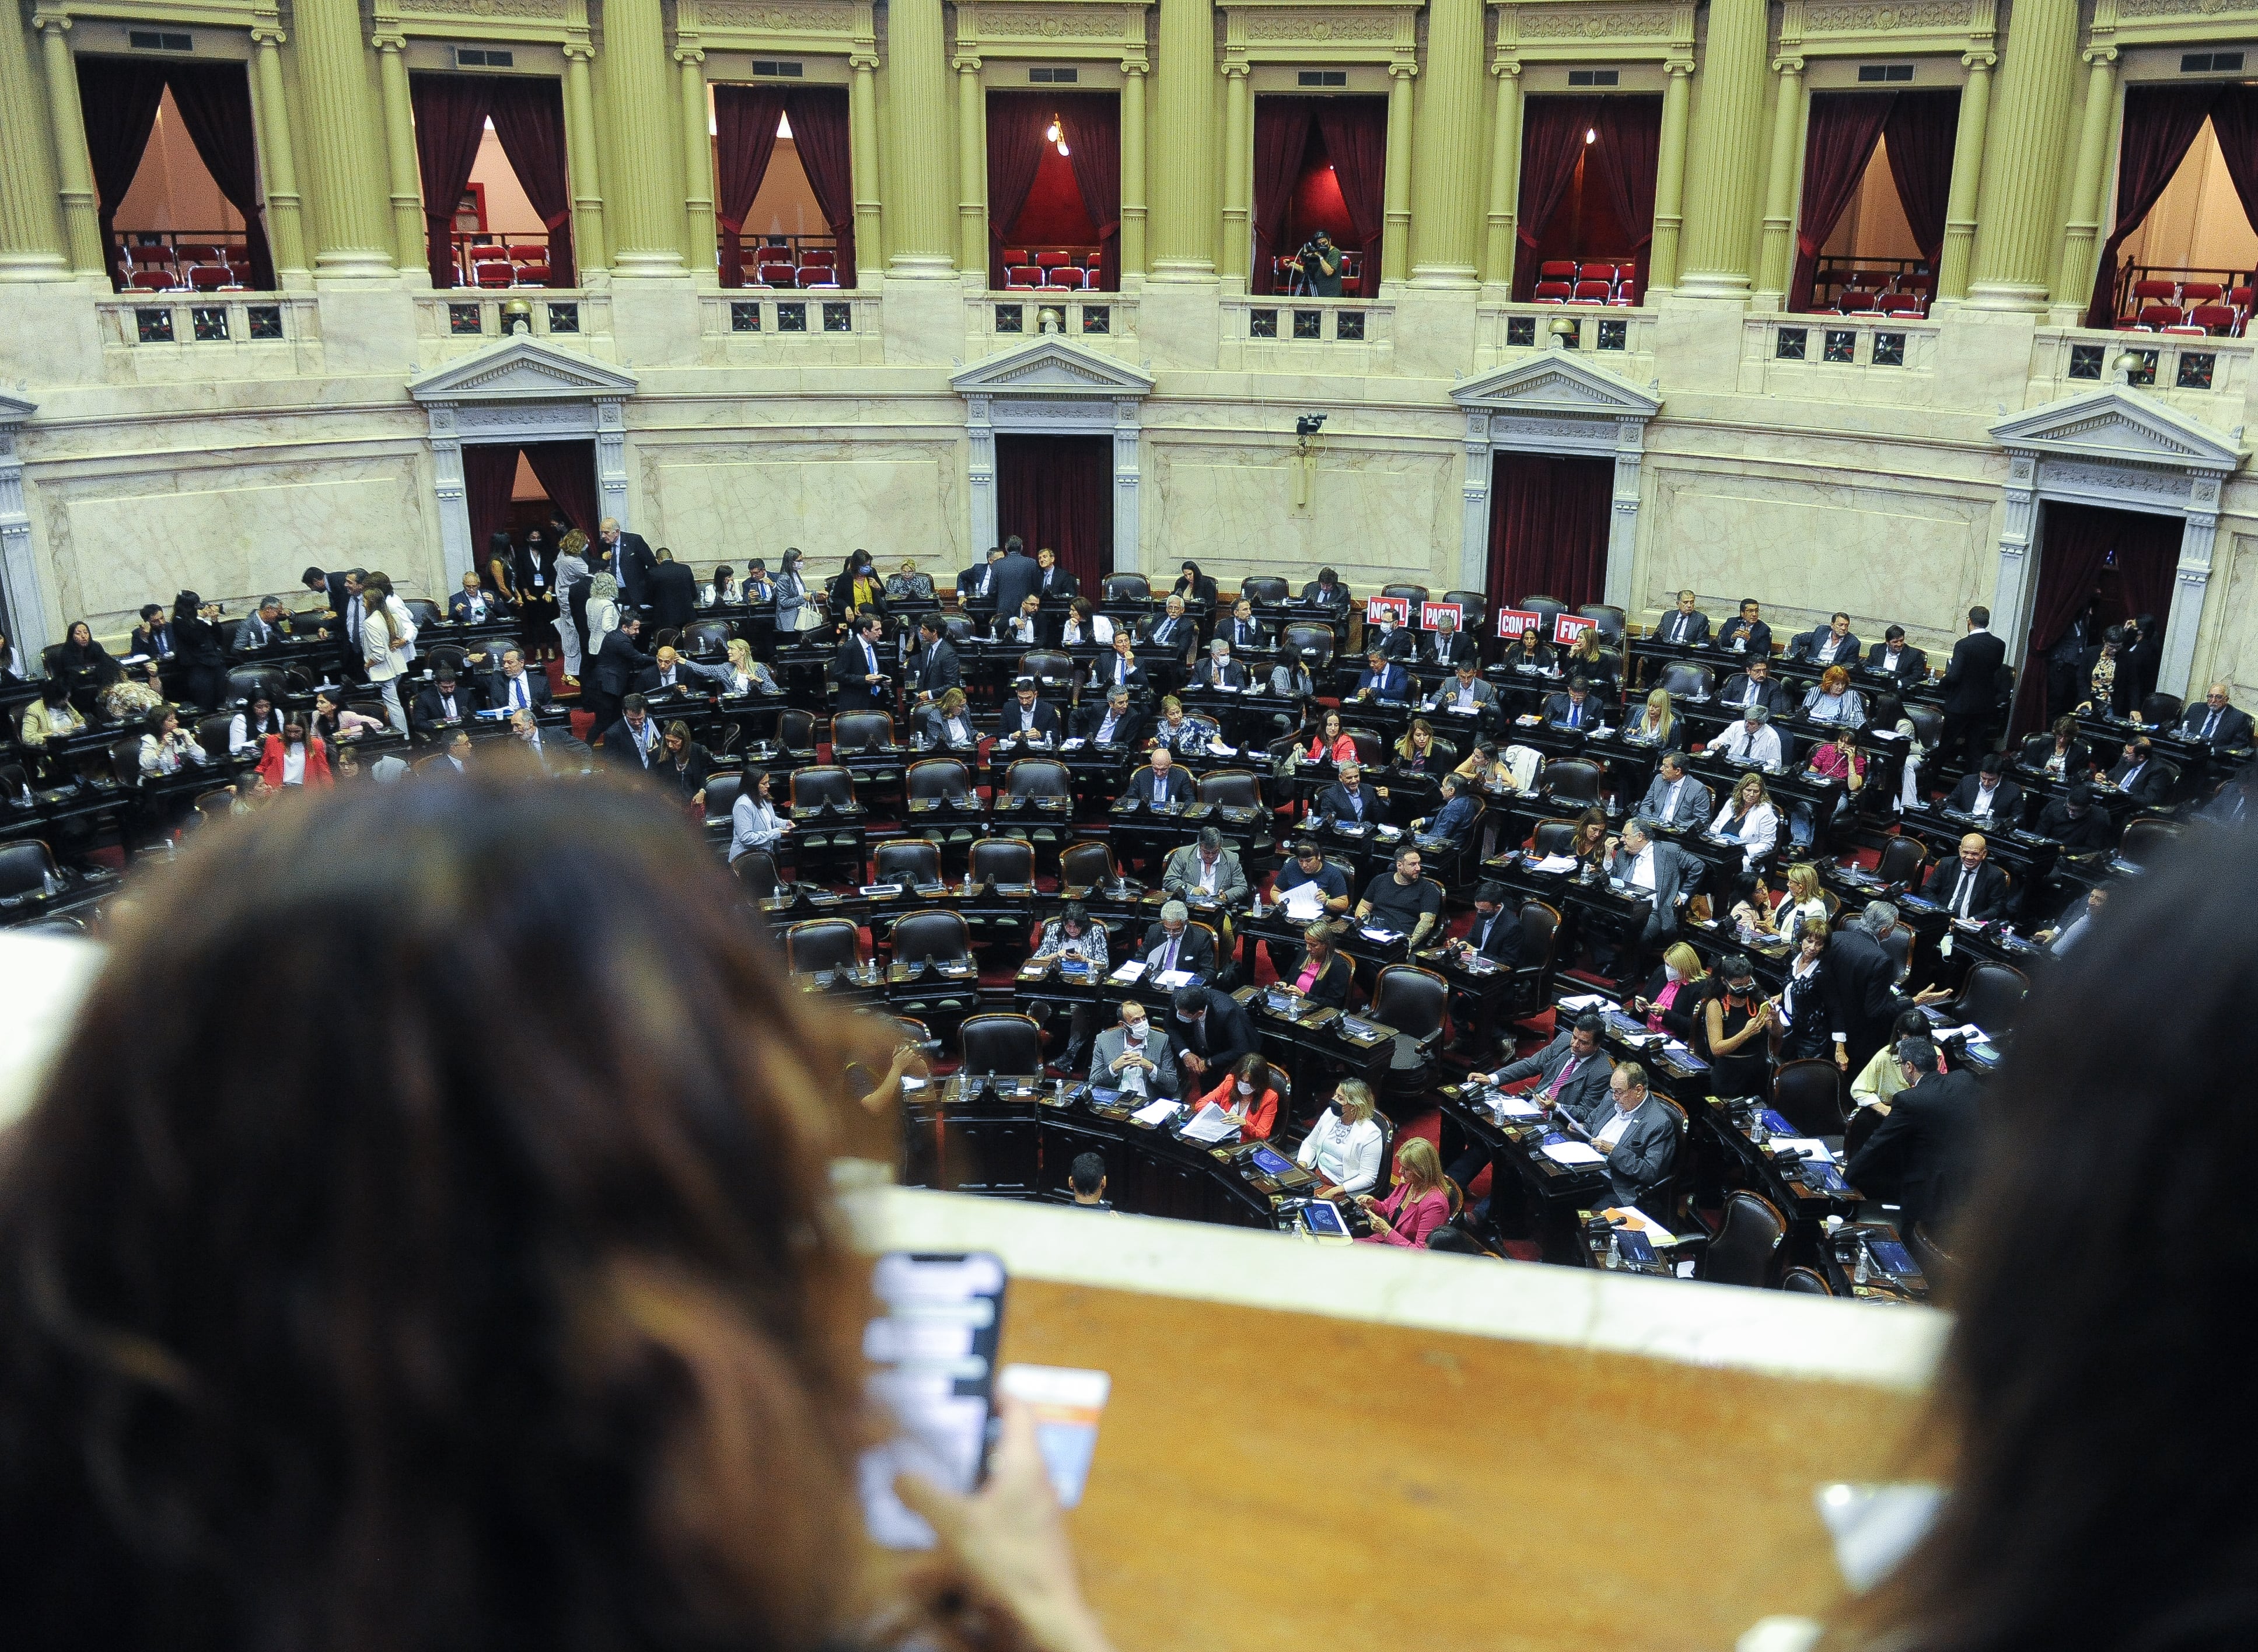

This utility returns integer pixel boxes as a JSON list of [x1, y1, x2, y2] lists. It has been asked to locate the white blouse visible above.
[[1295, 1110, 1383, 1195], [1712, 800, 1780, 866]]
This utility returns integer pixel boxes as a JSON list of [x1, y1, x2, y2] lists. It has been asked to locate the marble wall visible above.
[[641, 446, 970, 574]]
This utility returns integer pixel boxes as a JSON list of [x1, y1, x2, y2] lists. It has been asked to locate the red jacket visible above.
[[1357, 1183, 1450, 1247], [257, 733, 333, 790], [1194, 1075, 1278, 1140]]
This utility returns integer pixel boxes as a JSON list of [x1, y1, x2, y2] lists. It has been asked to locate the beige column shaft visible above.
[[1480, 61, 1521, 286], [1219, 61, 1249, 284], [291, 0, 393, 274], [883, 0, 954, 272], [1677, 0, 1767, 297], [677, 46, 715, 279], [956, 54, 985, 276], [2053, 46, 2121, 318], [1380, 62, 1414, 284], [1937, 51, 1994, 300], [1756, 55, 1805, 300], [1647, 61, 1692, 292], [1965, 0, 2078, 310], [848, 43, 881, 284], [601, 0, 686, 272], [250, 25, 307, 280], [1409, 0, 1482, 286], [1149, 0, 1216, 278], [33, 14, 103, 275], [1119, 62, 1147, 276], [0, 8, 68, 279], [373, 36, 425, 276], [562, 45, 607, 278]]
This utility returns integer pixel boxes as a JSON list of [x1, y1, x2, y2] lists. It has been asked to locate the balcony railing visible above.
[[969, 292, 1137, 354], [695, 289, 884, 361], [1219, 295, 1394, 368]]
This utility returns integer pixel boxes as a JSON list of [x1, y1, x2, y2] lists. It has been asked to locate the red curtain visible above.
[[1881, 90, 1959, 266], [1059, 93, 1122, 292], [410, 73, 495, 288], [987, 92, 1058, 287], [1251, 97, 1316, 295], [713, 84, 787, 286], [1514, 96, 1603, 299], [995, 435, 1112, 592], [2015, 502, 2183, 734], [1588, 94, 1662, 298], [2200, 86, 2258, 254], [2084, 85, 2222, 327], [159, 62, 277, 290], [488, 77, 576, 286], [1314, 97, 1387, 298], [520, 440, 600, 537], [782, 88, 855, 288], [464, 444, 520, 566], [1484, 452, 1612, 615], [1789, 93, 1895, 313], [74, 57, 170, 286]]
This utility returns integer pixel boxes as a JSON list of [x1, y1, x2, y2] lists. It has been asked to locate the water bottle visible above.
[[1749, 1105, 1768, 1146], [1854, 1245, 1871, 1286], [1606, 1230, 1621, 1270]]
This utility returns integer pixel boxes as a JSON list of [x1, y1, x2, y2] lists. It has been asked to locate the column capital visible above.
[[1387, 60, 1418, 80], [1121, 55, 1148, 76], [951, 51, 981, 71], [1490, 55, 1522, 79], [1962, 48, 1997, 71], [369, 28, 406, 51], [1771, 54, 1805, 75], [253, 22, 289, 47], [1663, 55, 1694, 77], [30, 10, 71, 35], [1221, 57, 1249, 79], [564, 40, 597, 62], [850, 48, 879, 70], [673, 43, 705, 64], [2083, 44, 2119, 67]]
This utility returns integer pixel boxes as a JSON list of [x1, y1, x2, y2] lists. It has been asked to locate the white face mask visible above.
[[1236, 1081, 1253, 1095], [1664, 964, 1685, 983], [1124, 1023, 1146, 1043]]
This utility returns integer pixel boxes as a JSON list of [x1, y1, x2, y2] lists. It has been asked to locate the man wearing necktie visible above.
[[1924, 832, 2007, 923], [2036, 886, 2109, 954], [1660, 590, 1710, 646], [2180, 682, 2254, 747], [830, 615, 889, 710], [235, 597, 282, 652], [487, 647, 550, 715], [599, 694, 662, 772], [1545, 678, 1596, 729]]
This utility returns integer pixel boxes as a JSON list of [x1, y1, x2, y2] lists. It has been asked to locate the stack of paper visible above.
[[1179, 1103, 1240, 1144], [1109, 960, 1147, 983], [1492, 1096, 1544, 1122], [1154, 968, 1196, 988], [1530, 853, 1579, 873], [1280, 884, 1327, 921], [1558, 992, 1613, 1012], [1541, 1141, 1607, 1167], [1131, 1097, 1181, 1126]]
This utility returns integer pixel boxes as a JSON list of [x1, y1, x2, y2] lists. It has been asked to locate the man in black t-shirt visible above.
[[1355, 845, 1442, 949], [1297, 230, 1345, 296]]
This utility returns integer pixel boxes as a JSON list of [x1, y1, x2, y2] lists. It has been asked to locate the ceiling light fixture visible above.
[[1585, 127, 1597, 144]]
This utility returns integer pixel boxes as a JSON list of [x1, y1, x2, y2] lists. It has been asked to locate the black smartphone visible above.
[[857, 1251, 1008, 1549]]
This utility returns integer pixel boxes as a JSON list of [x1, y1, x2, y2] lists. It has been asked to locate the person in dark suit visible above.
[[649, 550, 697, 634], [233, 596, 285, 653], [1140, 596, 1197, 662], [1654, 590, 1711, 647], [1354, 648, 1413, 704], [1366, 613, 1419, 663], [1139, 902, 1217, 978], [2121, 611, 2164, 708], [1033, 546, 1078, 601], [1090, 633, 1149, 697], [599, 519, 657, 614], [1715, 598, 1771, 661], [1124, 746, 1196, 805], [1925, 832, 2011, 922], [131, 602, 179, 663], [1719, 657, 1790, 716], [1217, 598, 1271, 653], [1945, 752, 2025, 825], [484, 646, 552, 716], [1543, 677, 1601, 730], [997, 678, 1062, 743], [957, 547, 1004, 614], [2036, 781, 2114, 852], [513, 530, 557, 611], [909, 617, 962, 702], [446, 572, 506, 626], [632, 644, 727, 698], [1941, 605, 2009, 768], [411, 668, 483, 740], [1300, 569, 1351, 613], [1600, 816, 1700, 951], [1585, 1063, 1679, 1211], [1455, 880, 1528, 971], [1865, 626, 1929, 682], [1825, 901, 1952, 1074], [992, 594, 1051, 649], [830, 615, 890, 711], [1639, 751, 1713, 830], [1474, 1015, 1614, 1120], [1190, 640, 1249, 689], [1170, 561, 1218, 615], [1074, 686, 1142, 747], [2179, 682, 2256, 748], [1169, 981, 1255, 1090], [1789, 612, 1862, 667], [989, 538, 1043, 624], [585, 615, 650, 729], [1316, 762, 1385, 825], [2107, 737, 2172, 806], [598, 693, 663, 774], [1424, 612, 1480, 667], [1845, 1034, 1980, 1238]]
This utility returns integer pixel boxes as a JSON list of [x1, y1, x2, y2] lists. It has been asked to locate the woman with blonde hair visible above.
[[585, 571, 621, 664], [1296, 1078, 1384, 1198], [553, 527, 591, 680], [1628, 686, 1679, 749], [1628, 940, 1707, 1040], [919, 687, 978, 749], [723, 636, 780, 696], [1564, 626, 1614, 693], [1393, 716, 1441, 769], [1356, 1136, 1452, 1247]]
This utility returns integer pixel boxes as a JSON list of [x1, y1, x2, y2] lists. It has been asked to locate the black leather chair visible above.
[[1773, 1059, 1849, 1138], [1780, 1266, 1833, 1295], [1873, 834, 1929, 887], [1196, 769, 1262, 808], [1507, 900, 1563, 1022], [1242, 576, 1289, 606], [1909, 1220, 1958, 1297], [1371, 964, 1449, 1112], [1577, 604, 1626, 642], [1281, 623, 1334, 670], [1380, 582, 1429, 608], [1906, 706, 1944, 754], [889, 910, 980, 1027], [2140, 691, 2184, 727], [968, 837, 1034, 884], [1000, 758, 1075, 853], [873, 837, 942, 885], [1656, 660, 1714, 699], [1543, 758, 1601, 805], [907, 757, 974, 803], [831, 710, 895, 753], [1060, 839, 1122, 888], [960, 1012, 1044, 1074], [775, 708, 819, 756], [942, 614, 977, 645], [401, 598, 445, 633], [1103, 573, 1151, 604], [0, 840, 60, 900], [1343, 729, 1389, 772], [225, 665, 288, 708], [1699, 1191, 1787, 1287], [785, 917, 862, 975], [1952, 960, 2028, 1035], [730, 849, 780, 900], [891, 909, 973, 965], [1520, 596, 1567, 635], [1018, 649, 1074, 690], [681, 618, 734, 657], [1843, 1103, 1883, 1162], [1530, 818, 1578, 857], [1879, 922, 1912, 981], [1647, 1096, 1691, 1227], [1442, 589, 1487, 634], [2119, 817, 2182, 866], [194, 713, 236, 763], [788, 764, 863, 878], [788, 765, 856, 809], [702, 771, 745, 834]]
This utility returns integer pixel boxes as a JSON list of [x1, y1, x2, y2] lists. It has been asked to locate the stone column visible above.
[[1480, 59, 1521, 287], [884, 0, 955, 275], [1965, 0, 2077, 310], [677, 41, 715, 281], [1119, 60, 1147, 278], [1381, 61, 1414, 285], [1149, 0, 1216, 279], [0, 8, 67, 280], [563, 43, 609, 279], [1219, 58, 1250, 286], [1676, 0, 1767, 299], [955, 50, 985, 278], [1754, 53, 1805, 303], [2053, 43, 2121, 322], [250, 22, 308, 282], [0, 401, 54, 662], [292, 0, 394, 275], [1410, 0, 1483, 286], [848, 44, 882, 285], [32, 12, 103, 276], [1937, 48, 1994, 301], [1647, 59, 1693, 293], [601, 0, 687, 274], [372, 32, 427, 278]]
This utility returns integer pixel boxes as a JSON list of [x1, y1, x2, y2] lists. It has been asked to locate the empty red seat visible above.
[[508, 243, 547, 264], [1532, 280, 1572, 302], [2189, 303, 2237, 334], [2179, 280, 2224, 303], [2162, 323, 2207, 337], [1578, 262, 1617, 282], [1609, 278, 1638, 306], [1538, 260, 1577, 279], [1897, 272, 1935, 295], [2130, 278, 2179, 303], [128, 244, 174, 267], [187, 265, 236, 291], [1001, 247, 1028, 265], [1880, 292, 1926, 316], [757, 261, 797, 286], [128, 269, 178, 291], [1006, 265, 1041, 288], [2137, 302, 2184, 330], [474, 260, 515, 288], [801, 248, 837, 268], [1568, 279, 1611, 303], [2231, 285, 2256, 312], [1838, 290, 1878, 313], [1047, 266, 1087, 289], [796, 265, 837, 287], [514, 261, 550, 284], [1847, 270, 1890, 290], [1033, 251, 1068, 268]]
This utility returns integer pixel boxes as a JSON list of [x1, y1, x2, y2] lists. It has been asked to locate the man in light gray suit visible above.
[[1474, 1014, 1613, 1120], [1161, 827, 1250, 907], [1603, 817, 1700, 943], [1582, 1061, 1678, 1210], [1088, 999, 1180, 1100], [1426, 660, 1498, 719], [1638, 752, 1713, 831]]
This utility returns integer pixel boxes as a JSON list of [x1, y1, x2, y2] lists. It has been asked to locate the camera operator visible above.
[[1297, 230, 1344, 296]]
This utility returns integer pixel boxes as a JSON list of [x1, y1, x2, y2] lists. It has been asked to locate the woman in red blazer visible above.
[[1194, 1053, 1282, 1140], [1355, 1137, 1452, 1247], [256, 723, 333, 791]]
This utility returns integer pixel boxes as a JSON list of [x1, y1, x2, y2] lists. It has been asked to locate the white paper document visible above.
[[1541, 1141, 1607, 1167], [1109, 960, 1147, 983], [1492, 1096, 1544, 1121], [1558, 992, 1613, 1012], [1179, 1103, 1240, 1143], [1530, 853, 1579, 873], [1280, 883, 1327, 921], [1154, 968, 1196, 988], [1131, 1097, 1181, 1126]]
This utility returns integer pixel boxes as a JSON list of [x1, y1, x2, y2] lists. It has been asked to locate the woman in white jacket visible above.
[[361, 585, 413, 737], [1711, 771, 1781, 870], [1296, 1078, 1385, 1198]]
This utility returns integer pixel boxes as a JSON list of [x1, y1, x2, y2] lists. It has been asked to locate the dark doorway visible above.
[[2016, 501, 2183, 735], [463, 439, 600, 564], [1484, 452, 1613, 617], [1250, 95, 1386, 296], [994, 435, 1113, 593]]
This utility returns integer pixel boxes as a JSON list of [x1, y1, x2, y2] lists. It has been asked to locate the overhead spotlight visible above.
[[1057, 139, 1070, 156], [1295, 413, 1327, 437], [1585, 127, 1597, 144], [1046, 118, 1061, 142]]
